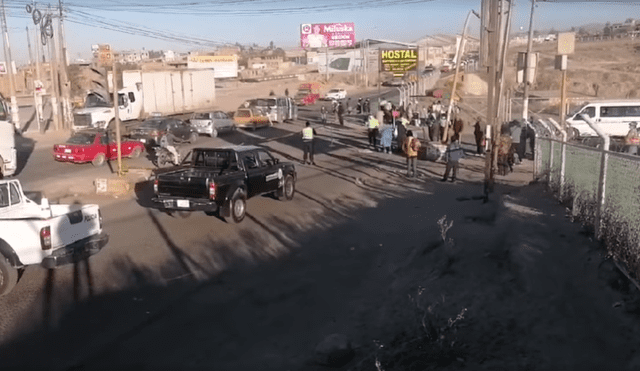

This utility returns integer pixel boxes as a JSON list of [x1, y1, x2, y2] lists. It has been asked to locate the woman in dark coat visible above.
[[474, 120, 484, 154]]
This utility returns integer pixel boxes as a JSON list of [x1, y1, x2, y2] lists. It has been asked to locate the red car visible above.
[[53, 130, 145, 166]]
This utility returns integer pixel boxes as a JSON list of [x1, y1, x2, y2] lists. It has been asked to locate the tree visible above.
[[578, 27, 588, 36], [549, 27, 557, 35], [570, 26, 576, 32], [269, 41, 274, 50]]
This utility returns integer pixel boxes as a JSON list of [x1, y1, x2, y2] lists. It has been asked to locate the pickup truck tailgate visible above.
[[157, 169, 210, 199], [49, 204, 103, 250]]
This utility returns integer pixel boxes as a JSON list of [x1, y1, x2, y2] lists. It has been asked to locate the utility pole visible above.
[[26, 26, 42, 130], [444, 9, 478, 143], [112, 55, 123, 175], [58, 0, 73, 130], [1, 0, 19, 130], [521, 0, 536, 121], [46, 6, 60, 131]]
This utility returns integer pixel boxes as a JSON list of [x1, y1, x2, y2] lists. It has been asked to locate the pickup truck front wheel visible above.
[[277, 174, 295, 201], [230, 191, 247, 223], [0, 256, 18, 297]]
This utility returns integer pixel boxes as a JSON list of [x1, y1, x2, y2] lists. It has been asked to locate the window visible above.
[[100, 135, 109, 145], [256, 150, 275, 166], [128, 92, 136, 103], [242, 153, 259, 169], [118, 93, 127, 107], [9, 183, 20, 205], [600, 106, 626, 117], [0, 184, 8, 208], [67, 134, 96, 145], [625, 106, 640, 116]]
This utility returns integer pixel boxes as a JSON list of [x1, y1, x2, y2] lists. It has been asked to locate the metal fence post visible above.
[[549, 140, 554, 184], [595, 148, 609, 240], [533, 132, 538, 180]]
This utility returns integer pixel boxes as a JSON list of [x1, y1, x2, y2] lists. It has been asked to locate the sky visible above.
[[2, 0, 639, 65]]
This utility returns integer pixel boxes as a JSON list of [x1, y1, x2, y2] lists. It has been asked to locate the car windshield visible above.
[[236, 110, 251, 117], [84, 93, 111, 108], [66, 134, 96, 145], [192, 113, 211, 120]]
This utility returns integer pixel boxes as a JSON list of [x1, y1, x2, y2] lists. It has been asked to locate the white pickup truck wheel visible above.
[[0, 256, 18, 297]]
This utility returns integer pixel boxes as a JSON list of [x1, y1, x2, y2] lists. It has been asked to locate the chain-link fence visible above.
[[536, 136, 640, 276]]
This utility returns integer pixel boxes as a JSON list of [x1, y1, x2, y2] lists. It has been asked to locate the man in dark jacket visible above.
[[337, 101, 345, 126]]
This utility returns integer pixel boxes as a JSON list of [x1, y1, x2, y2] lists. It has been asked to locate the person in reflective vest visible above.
[[625, 121, 639, 155], [367, 115, 380, 149], [301, 121, 317, 165]]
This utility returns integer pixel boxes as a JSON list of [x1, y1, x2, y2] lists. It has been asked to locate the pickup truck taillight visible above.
[[209, 181, 216, 200], [99, 209, 103, 229], [153, 179, 158, 194], [40, 226, 52, 250]]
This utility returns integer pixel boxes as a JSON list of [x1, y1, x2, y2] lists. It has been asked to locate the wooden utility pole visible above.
[[521, 0, 536, 121], [58, 0, 73, 129], [112, 56, 123, 175], [1, 0, 19, 130], [47, 29, 60, 131]]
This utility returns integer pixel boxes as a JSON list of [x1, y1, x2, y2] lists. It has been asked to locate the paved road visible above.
[[0, 75, 446, 368]]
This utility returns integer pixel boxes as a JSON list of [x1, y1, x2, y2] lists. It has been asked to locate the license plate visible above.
[[64, 149, 71, 153], [140, 138, 146, 143], [177, 199, 189, 208]]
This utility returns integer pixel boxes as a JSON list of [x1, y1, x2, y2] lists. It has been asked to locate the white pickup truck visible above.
[[0, 179, 109, 296]]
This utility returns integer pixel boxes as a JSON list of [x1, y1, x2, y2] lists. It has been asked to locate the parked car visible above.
[[189, 111, 235, 138], [128, 117, 198, 146], [325, 88, 347, 100], [0, 179, 108, 296], [152, 146, 296, 223], [233, 108, 271, 130], [440, 65, 450, 73], [53, 130, 145, 167]]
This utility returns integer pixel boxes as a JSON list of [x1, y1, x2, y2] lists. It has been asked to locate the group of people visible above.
[[496, 119, 535, 175]]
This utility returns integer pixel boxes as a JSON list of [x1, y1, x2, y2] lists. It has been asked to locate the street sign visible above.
[[557, 32, 575, 55], [97, 44, 113, 67]]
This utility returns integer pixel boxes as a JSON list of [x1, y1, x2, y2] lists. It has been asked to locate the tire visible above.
[[278, 174, 295, 201], [230, 190, 247, 223], [0, 256, 18, 297], [189, 132, 198, 144], [92, 153, 106, 167], [130, 147, 142, 158], [210, 128, 218, 138], [156, 152, 171, 168]]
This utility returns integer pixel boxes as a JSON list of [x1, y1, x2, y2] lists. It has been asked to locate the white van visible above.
[[244, 97, 298, 123], [566, 100, 640, 138]]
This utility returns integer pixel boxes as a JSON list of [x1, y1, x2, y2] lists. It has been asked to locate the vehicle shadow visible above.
[[13, 132, 35, 176]]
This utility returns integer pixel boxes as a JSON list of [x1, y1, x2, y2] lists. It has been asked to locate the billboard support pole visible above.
[[325, 46, 328, 82]]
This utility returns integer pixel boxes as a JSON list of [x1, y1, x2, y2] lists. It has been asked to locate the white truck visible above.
[[72, 69, 216, 134], [0, 96, 16, 178], [0, 179, 109, 296]]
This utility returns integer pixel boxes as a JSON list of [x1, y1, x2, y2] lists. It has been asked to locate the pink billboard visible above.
[[300, 23, 355, 49]]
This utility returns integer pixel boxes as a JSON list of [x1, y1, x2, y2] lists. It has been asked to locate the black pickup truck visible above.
[[152, 146, 296, 223]]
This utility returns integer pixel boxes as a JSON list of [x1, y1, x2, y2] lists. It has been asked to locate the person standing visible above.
[[625, 121, 640, 155], [364, 98, 371, 114], [453, 118, 464, 136], [439, 116, 447, 142], [508, 120, 522, 164], [356, 98, 363, 114], [346, 98, 352, 115], [301, 121, 317, 165], [337, 101, 345, 126], [320, 105, 327, 125], [396, 119, 407, 153], [380, 122, 394, 154], [285, 88, 289, 97], [367, 115, 380, 149], [497, 127, 513, 175], [441, 133, 464, 182], [474, 119, 484, 155], [402, 130, 421, 178]]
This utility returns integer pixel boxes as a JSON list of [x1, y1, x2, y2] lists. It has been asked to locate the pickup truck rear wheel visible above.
[[277, 174, 295, 201], [0, 257, 18, 297], [230, 191, 247, 223], [92, 153, 106, 167]]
